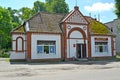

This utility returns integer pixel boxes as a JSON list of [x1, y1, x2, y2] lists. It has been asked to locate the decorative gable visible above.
[[66, 11, 88, 24], [63, 6, 88, 24]]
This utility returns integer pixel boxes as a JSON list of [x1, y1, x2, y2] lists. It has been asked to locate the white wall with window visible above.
[[10, 34, 26, 60], [37, 41, 56, 54], [31, 34, 61, 59], [95, 42, 108, 53], [91, 36, 112, 57], [12, 34, 26, 51]]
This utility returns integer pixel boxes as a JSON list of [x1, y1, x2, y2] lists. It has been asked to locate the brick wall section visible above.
[[88, 34, 91, 58], [27, 32, 31, 61]]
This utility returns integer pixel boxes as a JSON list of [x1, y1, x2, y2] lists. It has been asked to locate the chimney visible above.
[[74, 6, 79, 10]]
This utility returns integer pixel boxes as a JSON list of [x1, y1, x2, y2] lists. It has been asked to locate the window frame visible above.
[[16, 37, 24, 52], [95, 42, 108, 53], [37, 41, 56, 54]]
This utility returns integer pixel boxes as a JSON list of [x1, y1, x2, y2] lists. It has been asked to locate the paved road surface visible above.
[[0, 59, 120, 80]]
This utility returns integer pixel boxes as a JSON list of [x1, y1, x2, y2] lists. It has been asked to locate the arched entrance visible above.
[[68, 27, 87, 59]]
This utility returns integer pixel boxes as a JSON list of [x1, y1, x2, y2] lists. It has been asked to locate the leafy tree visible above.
[[45, 0, 53, 13], [115, 0, 120, 34], [0, 0, 70, 50], [45, 0, 69, 13], [33, 0, 46, 13], [7, 7, 20, 28], [20, 0, 69, 21], [45, 0, 53, 3], [19, 7, 33, 21], [115, 0, 120, 19], [52, 0, 69, 13], [0, 7, 12, 49]]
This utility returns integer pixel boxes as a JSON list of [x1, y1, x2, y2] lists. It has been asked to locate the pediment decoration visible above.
[[66, 11, 88, 24]]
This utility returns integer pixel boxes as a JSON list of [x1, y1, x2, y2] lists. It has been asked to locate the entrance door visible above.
[[76, 44, 86, 58]]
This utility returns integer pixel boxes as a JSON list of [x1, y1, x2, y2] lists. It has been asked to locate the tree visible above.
[[115, 0, 120, 34], [45, 0, 69, 13], [115, 0, 120, 19], [19, 0, 69, 21], [52, 0, 69, 13], [45, 0, 53, 3], [0, 0, 70, 50], [7, 7, 20, 28], [19, 7, 33, 21], [0, 7, 12, 49], [33, 0, 46, 13], [45, 0, 53, 13]]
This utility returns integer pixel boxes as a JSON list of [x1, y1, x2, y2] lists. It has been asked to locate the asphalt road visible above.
[[0, 59, 120, 80], [26, 68, 120, 80]]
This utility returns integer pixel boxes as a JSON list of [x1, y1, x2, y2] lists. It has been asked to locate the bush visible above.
[[116, 55, 120, 59], [0, 53, 10, 58]]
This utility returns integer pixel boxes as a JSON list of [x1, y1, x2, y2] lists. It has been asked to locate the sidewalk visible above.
[[0, 58, 8, 61]]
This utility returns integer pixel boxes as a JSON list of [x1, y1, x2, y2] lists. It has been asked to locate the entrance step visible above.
[[76, 58, 88, 62]]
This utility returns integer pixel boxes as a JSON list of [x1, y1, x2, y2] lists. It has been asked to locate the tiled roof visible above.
[[12, 12, 111, 35], [12, 25, 25, 33], [28, 12, 65, 33], [85, 16, 111, 35]]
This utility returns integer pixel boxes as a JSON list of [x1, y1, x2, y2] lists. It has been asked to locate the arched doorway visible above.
[[68, 27, 86, 59]]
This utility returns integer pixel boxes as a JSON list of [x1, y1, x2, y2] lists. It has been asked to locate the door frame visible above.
[[76, 43, 86, 59]]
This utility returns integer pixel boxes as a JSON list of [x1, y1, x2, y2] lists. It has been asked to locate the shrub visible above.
[[0, 53, 10, 58]]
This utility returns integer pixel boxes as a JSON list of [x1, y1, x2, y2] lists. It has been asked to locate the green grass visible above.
[[116, 55, 120, 59], [6, 58, 10, 62]]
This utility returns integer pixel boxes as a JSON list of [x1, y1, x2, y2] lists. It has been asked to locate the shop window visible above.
[[95, 42, 108, 53], [37, 41, 56, 54]]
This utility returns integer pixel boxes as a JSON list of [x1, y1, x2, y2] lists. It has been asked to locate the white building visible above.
[[10, 6, 116, 61], [105, 19, 120, 54]]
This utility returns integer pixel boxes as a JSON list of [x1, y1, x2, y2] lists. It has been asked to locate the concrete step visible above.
[[76, 58, 88, 61]]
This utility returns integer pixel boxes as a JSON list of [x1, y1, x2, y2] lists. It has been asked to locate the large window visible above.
[[37, 41, 56, 54], [95, 42, 108, 53]]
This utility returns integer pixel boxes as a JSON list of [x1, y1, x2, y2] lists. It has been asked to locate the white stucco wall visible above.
[[12, 34, 26, 40], [113, 38, 116, 56], [66, 24, 88, 38], [11, 34, 26, 60], [70, 31, 83, 38], [10, 52, 26, 59], [91, 36, 112, 57], [67, 39, 85, 58], [12, 41, 16, 51], [31, 34, 61, 59], [66, 24, 88, 58], [12, 34, 26, 51]]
